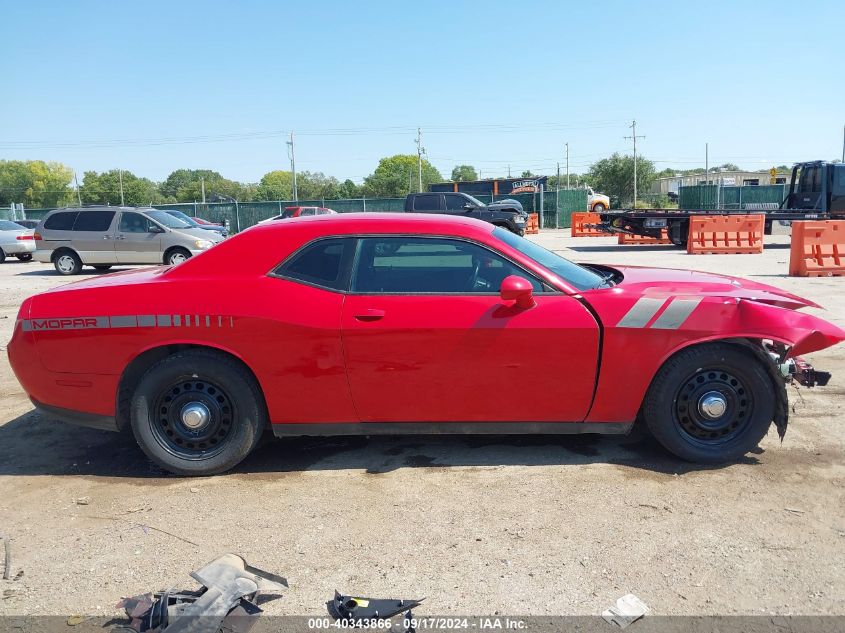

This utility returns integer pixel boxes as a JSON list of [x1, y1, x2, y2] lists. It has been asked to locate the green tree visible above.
[[0, 160, 74, 208], [520, 170, 536, 178], [337, 179, 361, 199], [363, 154, 442, 197], [451, 165, 477, 182], [255, 170, 294, 200], [587, 153, 656, 207], [297, 171, 343, 200], [160, 169, 243, 202], [80, 169, 164, 206], [716, 163, 740, 171]]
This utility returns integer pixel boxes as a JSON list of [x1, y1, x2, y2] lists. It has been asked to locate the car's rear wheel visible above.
[[53, 250, 82, 275], [15, 253, 32, 262], [165, 247, 191, 266], [0, 250, 6, 264], [130, 350, 267, 476], [593, 203, 606, 212], [642, 343, 775, 463]]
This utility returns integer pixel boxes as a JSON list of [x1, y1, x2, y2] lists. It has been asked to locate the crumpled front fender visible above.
[[736, 300, 845, 357]]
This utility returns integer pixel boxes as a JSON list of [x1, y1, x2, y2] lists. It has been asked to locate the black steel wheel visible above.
[[130, 350, 267, 475], [151, 378, 235, 460], [674, 369, 752, 443], [643, 343, 776, 463]]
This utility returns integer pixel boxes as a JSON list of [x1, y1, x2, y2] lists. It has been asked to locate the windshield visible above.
[[492, 227, 605, 290], [167, 210, 199, 225], [146, 210, 193, 229], [0, 221, 25, 231], [464, 195, 485, 207]]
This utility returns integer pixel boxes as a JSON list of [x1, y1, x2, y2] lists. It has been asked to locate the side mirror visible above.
[[149, 224, 165, 234], [462, 203, 475, 210], [500, 275, 535, 309]]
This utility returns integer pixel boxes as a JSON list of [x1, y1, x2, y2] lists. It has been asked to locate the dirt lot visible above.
[[0, 228, 843, 618]]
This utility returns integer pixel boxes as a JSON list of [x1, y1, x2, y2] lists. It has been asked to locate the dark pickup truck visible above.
[[404, 192, 529, 235]]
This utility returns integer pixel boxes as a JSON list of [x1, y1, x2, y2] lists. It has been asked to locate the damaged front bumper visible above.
[[778, 355, 832, 388]]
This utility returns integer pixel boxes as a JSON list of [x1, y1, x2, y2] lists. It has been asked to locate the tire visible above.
[[53, 250, 82, 275], [93, 265, 113, 271], [130, 350, 267, 476], [593, 203, 606, 212], [165, 247, 191, 266], [0, 250, 5, 264], [642, 343, 776, 463], [15, 253, 32, 262]]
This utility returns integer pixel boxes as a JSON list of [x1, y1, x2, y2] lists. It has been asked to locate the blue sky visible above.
[[1, 0, 843, 184]]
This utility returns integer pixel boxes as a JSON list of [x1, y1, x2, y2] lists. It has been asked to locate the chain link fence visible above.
[[11, 188, 589, 232]]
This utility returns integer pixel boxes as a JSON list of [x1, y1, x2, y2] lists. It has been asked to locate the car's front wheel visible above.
[[130, 350, 267, 475], [642, 343, 776, 463], [593, 203, 606, 212], [165, 247, 191, 266]]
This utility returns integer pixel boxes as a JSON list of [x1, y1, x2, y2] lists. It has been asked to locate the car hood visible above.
[[488, 199, 525, 214], [605, 265, 820, 310], [173, 227, 225, 242]]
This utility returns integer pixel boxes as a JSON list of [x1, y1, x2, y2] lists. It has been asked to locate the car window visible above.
[[300, 208, 316, 216], [412, 194, 440, 211], [492, 227, 604, 290], [274, 238, 353, 291], [282, 208, 298, 218], [444, 194, 469, 211], [43, 212, 79, 230], [73, 210, 115, 232], [352, 237, 542, 294], [146, 210, 191, 228], [119, 212, 152, 233], [0, 220, 25, 231]]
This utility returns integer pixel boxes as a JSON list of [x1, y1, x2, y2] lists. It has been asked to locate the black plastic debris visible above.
[[327, 590, 423, 624], [117, 554, 287, 633]]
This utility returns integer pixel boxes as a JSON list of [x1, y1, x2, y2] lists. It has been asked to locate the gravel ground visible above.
[[0, 227, 843, 618]]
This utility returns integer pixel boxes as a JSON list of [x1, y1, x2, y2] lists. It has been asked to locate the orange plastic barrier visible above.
[[686, 214, 765, 255], [789, 220, 845, 277], [618, 229, 672, 245], [570, 212, 604, 237], [525, 213, 539, 235]]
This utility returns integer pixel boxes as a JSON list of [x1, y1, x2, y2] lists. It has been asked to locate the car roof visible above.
[[249, 212, 494, 234]]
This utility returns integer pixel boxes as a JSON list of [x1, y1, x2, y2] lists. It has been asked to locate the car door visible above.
[[70, 210, 117, 264], [115, 211, 163, 264], [341, 235, 600, 424]]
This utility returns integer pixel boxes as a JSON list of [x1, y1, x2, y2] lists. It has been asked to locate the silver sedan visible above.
[[0, 220, 36, 262]]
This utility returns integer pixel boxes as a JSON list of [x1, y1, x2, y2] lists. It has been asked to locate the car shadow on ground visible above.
[[15, 268, 134, 277], [566, 245, 679, 253], [0, 409, 760, 479]]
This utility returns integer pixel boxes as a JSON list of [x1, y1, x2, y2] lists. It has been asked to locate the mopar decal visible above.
[[21, 315, 235, 331], [616, 297, 702, 330]]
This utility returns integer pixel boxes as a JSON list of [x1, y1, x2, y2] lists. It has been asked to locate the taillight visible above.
[[32, 232, 42, 240], [17, 234, 34, 241]]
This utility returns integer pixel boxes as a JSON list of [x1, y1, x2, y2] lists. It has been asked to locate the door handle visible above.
[[103, 235, 111, 239], [354, 309, 385, 322], [115, 235, 125, 240]]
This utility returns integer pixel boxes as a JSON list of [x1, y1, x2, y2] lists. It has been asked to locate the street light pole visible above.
[[287, 132, 298, 202], [623, 120, 645, 207], [565, 142, 570, 188]]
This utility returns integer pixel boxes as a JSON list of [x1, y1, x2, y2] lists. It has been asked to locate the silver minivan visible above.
[[34, 206, 224, 275]]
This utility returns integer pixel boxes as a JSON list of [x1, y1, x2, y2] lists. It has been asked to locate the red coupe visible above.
[[8, 214, 844, 475]]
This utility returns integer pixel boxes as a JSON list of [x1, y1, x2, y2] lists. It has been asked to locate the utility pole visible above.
[[842, 124, 844, 163], [74, 173, 82, 206], [415, 127, 424, 192], [556, 161, 560, 229], [508, 164, 511, 178], [623, 120, 645, 207], [200, 176, 206, 203], [287, 133, 298, 202], [565, 142, 570, 188], [118, 169, 125, 206]]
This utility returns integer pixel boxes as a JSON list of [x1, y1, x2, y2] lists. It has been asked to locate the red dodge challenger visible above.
[[8, 214, 844, 475]]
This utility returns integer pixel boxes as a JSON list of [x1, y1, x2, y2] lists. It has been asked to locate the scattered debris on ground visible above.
[[601, 594, 650, 628], [116, 554, 287, 632]]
